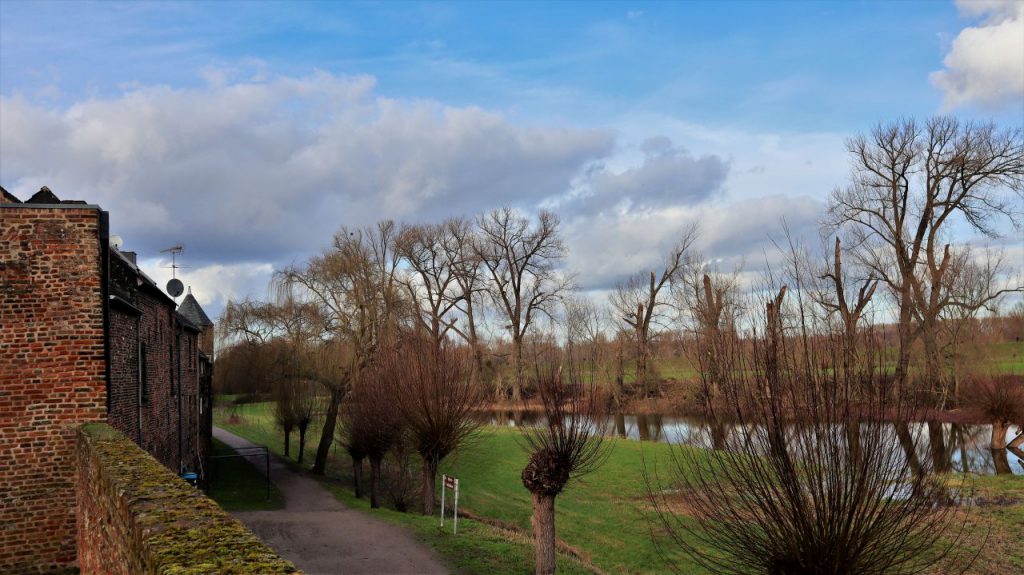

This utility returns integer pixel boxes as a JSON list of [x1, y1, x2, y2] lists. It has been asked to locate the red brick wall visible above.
[[107, 308, 141, 444], [0, 205, 107, 571], [106, 252, 208, 479]]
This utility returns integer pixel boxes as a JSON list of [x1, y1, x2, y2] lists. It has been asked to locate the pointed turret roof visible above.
[[177, 290, 213, 328]]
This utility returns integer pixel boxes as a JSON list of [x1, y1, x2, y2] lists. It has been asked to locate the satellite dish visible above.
[[167, 278, 184, 298], [109, 235, 123, 249]]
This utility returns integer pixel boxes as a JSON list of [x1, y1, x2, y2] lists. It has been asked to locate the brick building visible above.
[[1, 186, 214, 572], [107, 247, 213, 477]]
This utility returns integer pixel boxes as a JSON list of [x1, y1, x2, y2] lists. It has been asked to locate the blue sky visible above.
[[0, 1, 1000, 127], [1, 0, 1022, 316]]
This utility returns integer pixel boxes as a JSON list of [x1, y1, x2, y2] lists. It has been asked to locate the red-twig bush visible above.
[[646, 300, 974, 575], [966, 375, 1024, 449], [388, 336, 482, 515]]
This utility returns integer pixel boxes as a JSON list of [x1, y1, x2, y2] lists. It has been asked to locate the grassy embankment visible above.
[[214, 401, 1023, 574], [215, 401, 704, 574]]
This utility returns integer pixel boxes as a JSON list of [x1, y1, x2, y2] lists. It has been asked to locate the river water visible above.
[[481, 411, 1024, 476]]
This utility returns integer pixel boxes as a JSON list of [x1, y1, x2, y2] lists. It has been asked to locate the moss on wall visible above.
[[77, 424, 299, 574]]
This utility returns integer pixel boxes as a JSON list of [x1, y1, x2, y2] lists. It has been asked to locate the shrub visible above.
[[967, 375, 1024, 449]]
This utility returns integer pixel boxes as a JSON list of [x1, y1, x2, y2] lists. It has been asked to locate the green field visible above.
[[989, 341, 1024, 373], [530, 341, 1024, 391], [215, 401, 1024, 574]]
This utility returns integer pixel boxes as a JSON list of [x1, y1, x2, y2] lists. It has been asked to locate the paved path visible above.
[[213, 427, 449, 575]]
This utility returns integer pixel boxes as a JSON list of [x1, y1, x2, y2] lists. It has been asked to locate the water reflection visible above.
[[481, 411, 1024, 476]]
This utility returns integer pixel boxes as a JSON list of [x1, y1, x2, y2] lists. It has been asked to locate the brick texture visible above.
[[0, 206, 107, 572]]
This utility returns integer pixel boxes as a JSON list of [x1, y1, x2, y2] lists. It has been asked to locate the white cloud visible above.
[[0, 70, 614, 264], [930, 0, 1024, 111], [564, 194, 823, 291], [139, 257, 276, 319], [566, 137, 729, 215], [1, 68, 849, 320]]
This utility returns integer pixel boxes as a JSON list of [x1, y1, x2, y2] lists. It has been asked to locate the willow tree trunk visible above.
[[313, 386, 342, 474], [636, 323, 649, 396], [637, 413, 650, 441], [894, 298, 914, 390], [512, 335, 524, 403], [352, 457, 364, 498], [370, 458, 382, 509], [895, 422, 923, 477], [991, 420, 1009, 450], [531, 492, 557, 575], [421, 460, 438, 515], [614, 413, 626, 438], [922, 326, 945, 407], [614, 339, 625, 409], [283, 428, 292, 458], [956, 425, 972, 474], [710, 422, 727, 451], [297, 424, 308, 463], [927, 421, 950, 473], [992, 448, 1012, 474]]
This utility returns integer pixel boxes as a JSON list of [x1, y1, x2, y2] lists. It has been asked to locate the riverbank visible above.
[[214, 402, 1024, 574]]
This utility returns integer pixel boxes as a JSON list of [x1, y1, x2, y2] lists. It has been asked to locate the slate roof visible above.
[[177, 291, 213, 328], [26, 186, 61, 204], [1, 185, 21, 203]]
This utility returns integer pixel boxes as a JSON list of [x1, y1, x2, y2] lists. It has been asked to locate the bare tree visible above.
[[280, 221, 406, 474], [679, 265, 742, 404], [389, 336, 482, 515], [443, 217, 489, 385], [341, 363, 404, 508], [564, 295, 611, 396], [292, 379, 321, 464], [338, 396, 369, 500], [940, 247, 1021, 403], [213, 340, 278, 398], [610, 225, 698, 397], [220, 294, 321, 452], [815, 237, 878, 381], [219, 298, 279, 345], [647, 286, 973, 575], [828, 118, 1024, 401], [475, 207, 569, 402], [397, 222, 464, 349], [520, 351, 610, 575], [271, 353, 299, 458]]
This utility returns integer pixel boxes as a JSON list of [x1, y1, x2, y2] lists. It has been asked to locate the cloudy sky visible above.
[[1, 0, 1022, 318]]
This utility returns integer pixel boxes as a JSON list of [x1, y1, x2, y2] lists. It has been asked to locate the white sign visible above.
[[440, 474, 460, 534]]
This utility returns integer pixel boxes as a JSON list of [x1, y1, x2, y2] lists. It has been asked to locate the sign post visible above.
[[440, 474, 459, 534]]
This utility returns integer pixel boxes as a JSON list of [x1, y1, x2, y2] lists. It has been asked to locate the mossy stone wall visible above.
[[76, 424, 298, 574]]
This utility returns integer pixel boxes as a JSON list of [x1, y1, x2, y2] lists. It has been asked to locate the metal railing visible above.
[[209, 445, 271, 501]]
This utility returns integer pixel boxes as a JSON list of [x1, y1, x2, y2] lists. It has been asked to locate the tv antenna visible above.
[[161, 244, 187, 299]]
